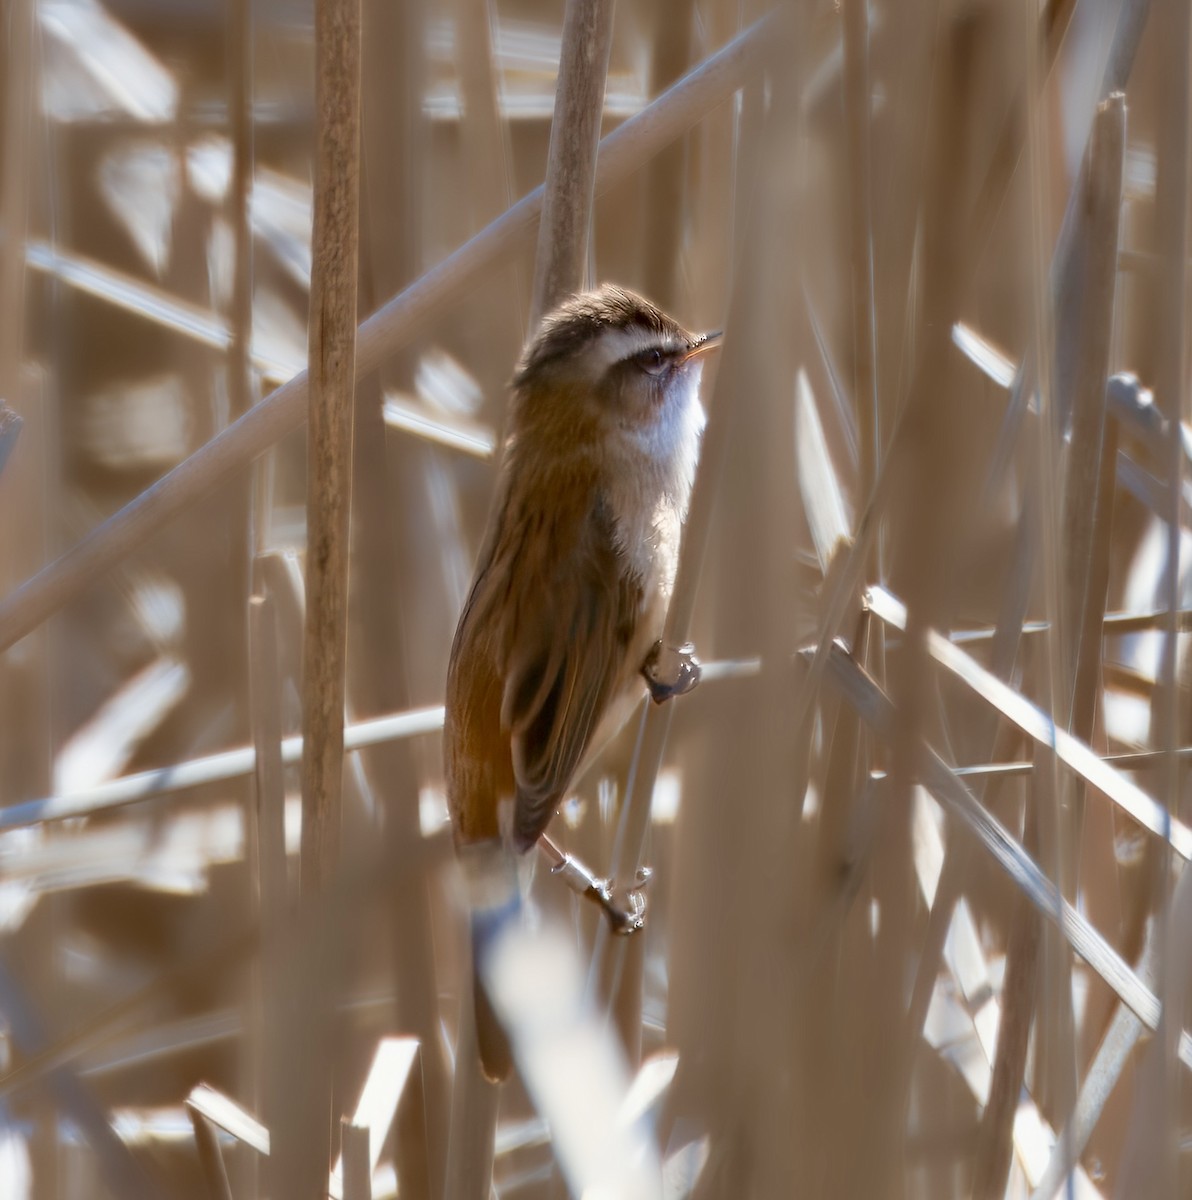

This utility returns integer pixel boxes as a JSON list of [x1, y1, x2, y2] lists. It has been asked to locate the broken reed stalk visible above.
[[248, 589, 288, 1199], [0, 11, 776, 655], [246, 592, 284, 1200], [443, 1004, 499, 1200], [186, 1104, 235, 1200], [249, 592, 288, 929], [341, 1121, 371, 1200], [529, 0, 615, 325], [302, 0, 363, 895]]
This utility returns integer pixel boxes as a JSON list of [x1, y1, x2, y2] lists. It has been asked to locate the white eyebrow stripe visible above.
[[587, 324, 682, 373]]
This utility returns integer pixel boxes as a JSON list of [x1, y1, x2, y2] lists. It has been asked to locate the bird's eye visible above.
[[635, 348, 667, 376]]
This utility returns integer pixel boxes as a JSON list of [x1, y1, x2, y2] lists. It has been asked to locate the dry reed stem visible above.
[[392, 1051, 433, 1200], [454, 0, 515, 220], [900, 535, 1036, 1124], [641, 0, 694, 308], [227, 0, 255, 421], [1061, 95, 1126, 736], [664, 13, 805, 1191], [22, 243, 293, 381], [688, 0, 738, 331], [246, 591, 284, 1200], [341, 1121, 372, 1200], [249, 592, 288, 927], [0, 704, 444, 828], [820, 644, 1192, 1068], [582, 40, 770, 1024], [0, 921, 259, 1105], [806, 618, 872, 1193], [954, 744, 1192, 777], [1051, 0, 1153, 332], [186, 1104, 235, 1200], [354, 6, 452, 1183], [457, 0, 614, 1188], [1028, 934, 1152, 1199], [451, 0, 526, 369], [842, 0, 879, 511], [444, 1001, 499, 1200], [879, 15, 984, 1189], [1021, 0, 1077, 1116], [1122, 0, 1192, 1190], [586, 702, 675, 1012], [0, 0, 32, 402], [0, 954, 167, 1200], [971, 802, 1042, 1200], [486, 0, 617, 1187], [529, 0, 615, 324], [289, 0, 364, 1191], [0, 12, 776, 655], [867, 587, 1192, 860], [1120, 865, 1192, 1196], [583, 77, 781, 972], [978, 89, 1127, 1198], [0, 405, 21, 479], [984, 0, 1153, 498], [15, 3, 1189, 1195], [248, 589, 288, 1200], [302, 0, 363, 895], [3, 842, 433, 1114], [1061, 97, 1128, 1067]]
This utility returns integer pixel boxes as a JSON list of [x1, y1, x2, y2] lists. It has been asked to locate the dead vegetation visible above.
[[0, 0, 1190, 1196]]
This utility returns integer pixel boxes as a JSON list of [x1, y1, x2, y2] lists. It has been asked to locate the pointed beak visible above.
[[680, 331, 724, 362]]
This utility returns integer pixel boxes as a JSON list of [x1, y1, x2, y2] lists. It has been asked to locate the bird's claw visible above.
[[547, 844, 653, 934], [643, 640, 701, 704], [593, 869, 652, 936]]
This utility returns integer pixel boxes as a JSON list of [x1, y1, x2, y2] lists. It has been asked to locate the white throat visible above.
[[628, 364, 706, 506]]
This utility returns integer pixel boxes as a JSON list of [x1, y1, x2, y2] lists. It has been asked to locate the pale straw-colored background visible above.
[[0, 0, 1188, 1197]]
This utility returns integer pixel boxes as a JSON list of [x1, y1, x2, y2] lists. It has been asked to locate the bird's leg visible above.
[[537, 835, 650, 935], [642, 639, 701, 704]]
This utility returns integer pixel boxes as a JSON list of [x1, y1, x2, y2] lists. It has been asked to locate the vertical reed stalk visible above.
[[302, 0, 364, 893], [529, 0, 616, 325]]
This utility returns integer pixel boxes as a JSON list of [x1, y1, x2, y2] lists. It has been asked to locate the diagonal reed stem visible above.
[[0, 11, 778, 656]]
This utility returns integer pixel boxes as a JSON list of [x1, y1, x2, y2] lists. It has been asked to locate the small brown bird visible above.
[[444, 284, 720, 1080]]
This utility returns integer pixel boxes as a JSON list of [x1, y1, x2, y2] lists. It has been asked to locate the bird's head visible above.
[[510, 284, 721, 455]]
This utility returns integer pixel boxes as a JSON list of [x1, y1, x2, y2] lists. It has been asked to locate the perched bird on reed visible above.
[[444, 283, 720, 1080]]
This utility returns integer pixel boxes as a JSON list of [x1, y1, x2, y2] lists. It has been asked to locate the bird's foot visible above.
[[546, 846, 651, 935], [643, 640, 701, 704], [593, 867, 653, 936]]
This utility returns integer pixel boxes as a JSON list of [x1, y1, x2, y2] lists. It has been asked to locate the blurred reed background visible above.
[[0, 0, 1190, 1196]]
